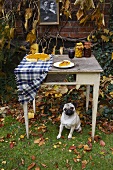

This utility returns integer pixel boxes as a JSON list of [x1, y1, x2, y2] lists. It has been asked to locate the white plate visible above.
[[53, 60, 74, 68]]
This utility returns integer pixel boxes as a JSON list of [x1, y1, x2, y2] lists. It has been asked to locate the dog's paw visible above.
[[68, 134, 72, 139], [57, 134, 61, 139]]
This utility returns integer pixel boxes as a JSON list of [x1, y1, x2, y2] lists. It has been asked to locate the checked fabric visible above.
[[14, 55, 53, 104]]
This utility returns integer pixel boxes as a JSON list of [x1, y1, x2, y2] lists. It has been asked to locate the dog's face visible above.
[[63, 103, 76, 116]]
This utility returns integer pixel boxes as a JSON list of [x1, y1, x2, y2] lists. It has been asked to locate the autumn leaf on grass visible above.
[[20, 135, 25, 139], [78, 144, 84, 149], [94, 135, 101, 142], [31, 155, 36, 160], [69, 145, 76, 151], [41, 163, 47, 168], [35, 166, 41, 170], [27, 162, 36, 170], [73, 157, 81, 163], [53, 142, 62, 148], [100, 140, 105, 147], [82, 160, 88, 169], [28, 112, 34, 119], [110, 148, 113, 154], [10, 141, 15, 149], [34, 137, 45, 146], [37, 124, 47, 132], [84, 144, 92, 151]]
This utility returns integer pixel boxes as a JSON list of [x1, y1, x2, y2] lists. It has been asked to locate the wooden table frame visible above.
[[23, 55, 103, 140]]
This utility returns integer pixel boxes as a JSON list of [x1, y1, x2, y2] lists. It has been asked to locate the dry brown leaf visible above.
[[41, 163, 47, 168], [82, 160, 88, 169], [78, 144, 84, 149], [64, 0, 70, 10], [76, 8, 84, 20], [69, 145, 76, 150], [34, 138, 41, 144], [10, 28, 15, 39], [100, 140, 105, 147], [27, 162, 36, 170], [52, 46, 56, 55], [25, 8, 32, 20], [26, 30, 36, 44], [31, 155, 36, 160], [35, 167, 41, 170], [84, 144, 92, 151]]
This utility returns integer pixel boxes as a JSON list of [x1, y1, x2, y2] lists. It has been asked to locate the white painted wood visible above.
[[33, 98, 35, 113], [92, 74, 100, 141], [23, 102, 29, 139], [86, 85, 90, 111]]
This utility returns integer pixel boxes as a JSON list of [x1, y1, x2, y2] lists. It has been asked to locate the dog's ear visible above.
[[72, 102, 77, 108]]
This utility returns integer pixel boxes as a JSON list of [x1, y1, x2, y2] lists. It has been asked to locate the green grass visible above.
[[0, 115, 113, 170]]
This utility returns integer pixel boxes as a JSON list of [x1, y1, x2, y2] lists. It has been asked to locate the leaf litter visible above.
[[0, 77, 113, 169]]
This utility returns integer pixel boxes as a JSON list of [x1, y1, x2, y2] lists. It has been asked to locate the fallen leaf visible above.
[[84, 144, 92, 151], [27, 162, 36, 170], [9, 142, 15, 149], [41, 163, 47, 168], [82, 160, 88, 169], [20, 135, 25, 139], [100, 140, 105, 147], [35, 167, 41, 170], [69, 145, 76, 150], [31, 155, 36, 160], [78, 144, 84, 149]]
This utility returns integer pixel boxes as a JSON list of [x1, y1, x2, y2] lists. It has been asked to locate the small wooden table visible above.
[[23, 55, 103, 140]]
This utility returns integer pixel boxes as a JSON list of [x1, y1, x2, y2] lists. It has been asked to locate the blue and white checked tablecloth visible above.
[[14, 55, 53, 104]]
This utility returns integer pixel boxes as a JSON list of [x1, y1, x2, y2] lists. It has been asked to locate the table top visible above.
[[50, 55, 103, 73]]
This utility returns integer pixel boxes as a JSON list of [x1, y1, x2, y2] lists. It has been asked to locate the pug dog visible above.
[[57, 103, 82, 139]]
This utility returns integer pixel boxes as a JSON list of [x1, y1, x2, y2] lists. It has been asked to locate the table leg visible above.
[[23, 102, 29, 139], [92, 74, 100, 141], [33, 98, 35, 113], [86, 85, 90, 111]]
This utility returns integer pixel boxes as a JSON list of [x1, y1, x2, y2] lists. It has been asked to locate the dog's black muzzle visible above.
[[65, 109, 74, 116]]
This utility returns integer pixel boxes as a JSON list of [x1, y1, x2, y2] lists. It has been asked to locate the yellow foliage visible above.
[[26, 29, 36, 44], [30, 43, 39, 54], [74, 0, 95, 10], [112, 52, 113, 60], [10, 28, 15, 39], [25, 8, 32, 20], [64, 0, 70, 9], [109, 92, 113, 98], [52, 46, 56, 55], [76, 9, 84, 20], [104, 29, 109, 34], [28, 112, 34, 119], [101, 35, 109, 42]]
